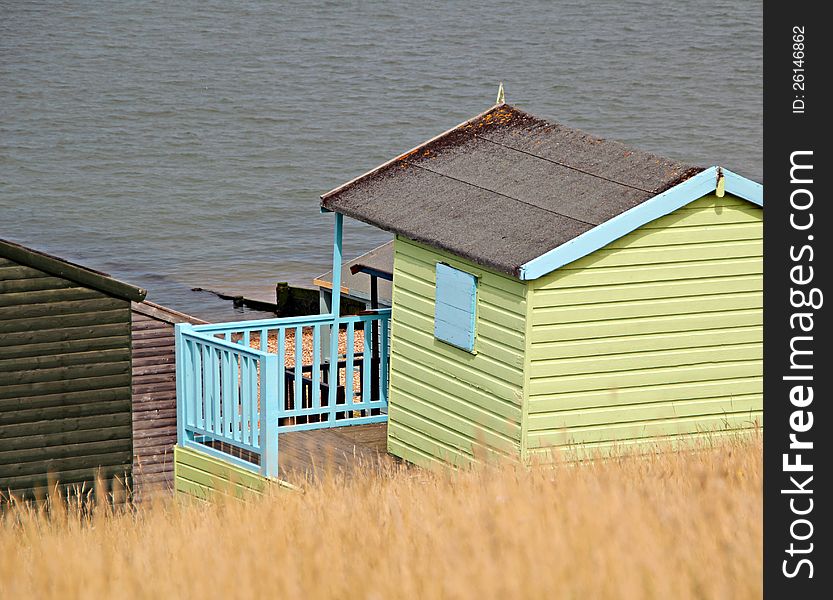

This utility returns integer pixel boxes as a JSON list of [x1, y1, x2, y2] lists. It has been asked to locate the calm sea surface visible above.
[[1, 1, 762, 321]]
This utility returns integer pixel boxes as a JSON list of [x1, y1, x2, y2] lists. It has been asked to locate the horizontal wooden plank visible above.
[[0, 264, 50, 281], [132, 416, 176, 432], [528, 394, 762, 432], [396, 237, 526, 296], [0, 386, 130, 413], [394, 314, 524, 372], [556, 239, 761, 272], [132, 343, 175, 359], [0, 358, 130, 387], [131, 318, 172, 331], [603, 221, 762, 249], [532, 291, 761, 327], [529, 360, 761, 396], [528, 376, 762, 414], [132, 363, 175, 377], [387, 420, 475, 468], [0, 308, 129, 334], [133, 425, 177, 440], [389, 404, 514, 460], [132, 378, 175, 395], [174, 446, 266, 493], [0, 463, 130, 494], [531, 274, 761, 309], [0, 321, 129, 349], [533, 257, 761, 291], [0, 296, 127, 322], [390, 351, 522, 417], [394, 267, 526, 319], [0, 286, 107, 308], [395, 299, 525, 352], [529, 342, 761, 379], [131, 328, 174, 342], [0, 424, 131, 454], [392, 321, 523, 387], [0, 413, 132, 442], [637, 201, 762, 229], [0, 438, 131, 467], [392, 339, 522, 408], [529, 325, 762, 361], [0, 334, 128, 361], [132, 398, 176, 413], [528, 411, 762, 448], [0, 372, 131, 402], [390, 379, 520, 443], [133, 433, 175, 447], [531, 308, 762, 344], [133, 392, 176, 407], [0, 347, 130, 378], [0, 399, 131, 427], [132, 356, 175, 370], [131, 408, 176, 423], [0, 274, 76, 294], [0, 450, 132, 479]]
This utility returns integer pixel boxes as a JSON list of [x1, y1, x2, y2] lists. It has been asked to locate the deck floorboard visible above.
[[278, 422, 391, 482]]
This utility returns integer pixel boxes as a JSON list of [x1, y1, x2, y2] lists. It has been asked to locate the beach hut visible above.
[[0, 238, 146, 500], [320, 103, 763, 467], [0, 238, 207, 502]]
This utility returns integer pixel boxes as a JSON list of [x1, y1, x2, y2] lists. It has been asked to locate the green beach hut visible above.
[[321, 103, 763, 467]]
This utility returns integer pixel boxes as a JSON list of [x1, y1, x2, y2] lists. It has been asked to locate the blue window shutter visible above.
[[434, 263, 477, 352]]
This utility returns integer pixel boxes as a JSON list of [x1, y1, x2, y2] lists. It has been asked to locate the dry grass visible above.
[[0, 435, 762, 599]]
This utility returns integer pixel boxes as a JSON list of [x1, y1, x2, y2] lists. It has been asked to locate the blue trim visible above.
[[519, 166, 763, 280], [181, 439, 262, 475], [722, 168, 763, 206]]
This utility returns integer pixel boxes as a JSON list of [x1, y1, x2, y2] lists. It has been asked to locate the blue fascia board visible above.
[[519, 166, 763, 280]]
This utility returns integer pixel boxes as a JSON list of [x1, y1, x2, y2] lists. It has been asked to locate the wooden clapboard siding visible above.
[[523, 194, 763, 458], [130, 301, 205, 502], [387, 236, 525, 468], [174, 445, 271, 500], [0, 262, 133, 500]]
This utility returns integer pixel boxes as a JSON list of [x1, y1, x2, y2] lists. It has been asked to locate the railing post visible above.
[[328, 212, 343, 410], [175, 323, 188, 447], [261, 353, 280, 478]]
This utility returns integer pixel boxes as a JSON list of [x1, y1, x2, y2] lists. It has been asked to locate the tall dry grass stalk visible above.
[[1, 435, 762, 599]]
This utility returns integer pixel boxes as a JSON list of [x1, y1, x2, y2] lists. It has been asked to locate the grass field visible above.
[[1, 434, 762, 599]]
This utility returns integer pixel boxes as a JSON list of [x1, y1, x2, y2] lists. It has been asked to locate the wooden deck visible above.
[[207, 422, 391, 484], [278, 422, 391, 481]]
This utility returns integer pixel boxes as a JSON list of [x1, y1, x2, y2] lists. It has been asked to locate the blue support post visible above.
[[261, 353, 280, 478], [175, 323, 188, 446], [328, 213, 343, 410]]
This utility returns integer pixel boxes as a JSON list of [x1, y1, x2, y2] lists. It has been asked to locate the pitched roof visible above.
[[321, 103, 703, 278], [0, 238, 147, 302]]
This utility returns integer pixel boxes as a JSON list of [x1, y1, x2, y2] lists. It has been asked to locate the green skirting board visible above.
[[173, 446, 294, 500]]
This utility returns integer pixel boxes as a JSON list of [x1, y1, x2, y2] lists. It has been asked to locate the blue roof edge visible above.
[[518, 166, 763, 280]]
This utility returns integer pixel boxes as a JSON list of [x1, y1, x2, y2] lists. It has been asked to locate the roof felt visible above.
[[321, 104, 702, 277], [0, 237, 147, 302]]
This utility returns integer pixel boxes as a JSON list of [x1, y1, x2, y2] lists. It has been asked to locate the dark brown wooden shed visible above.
[[130, 300, 205, 501], [1, 238, 147, 501]]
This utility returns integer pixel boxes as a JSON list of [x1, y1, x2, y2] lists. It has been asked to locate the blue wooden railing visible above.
[[175, 309, 390, 478]]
